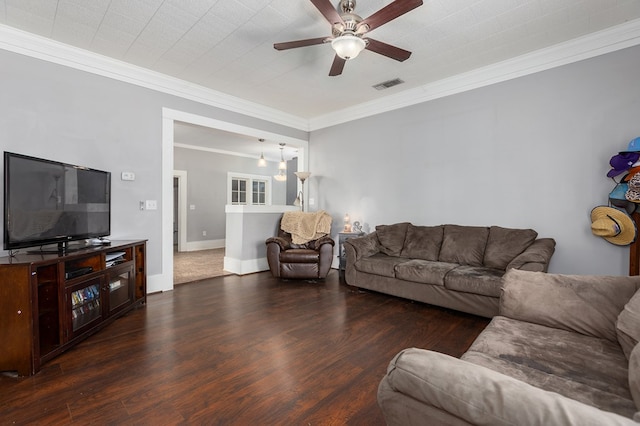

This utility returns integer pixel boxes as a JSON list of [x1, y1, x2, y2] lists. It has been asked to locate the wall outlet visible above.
[[202, 231, 207, 236], [309, 198, 315, 205], [121, 171, 135, 181], [190, 205, 196, 210]]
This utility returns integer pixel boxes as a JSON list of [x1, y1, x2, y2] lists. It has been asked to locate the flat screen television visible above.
[[4, 152, 111, 252]]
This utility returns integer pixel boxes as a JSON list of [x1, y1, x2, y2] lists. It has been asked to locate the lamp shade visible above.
[[331, 34, 366, 60], [294, 171, 311, 181]]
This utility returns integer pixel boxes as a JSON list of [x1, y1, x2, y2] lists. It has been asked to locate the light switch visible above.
[[121, 172, 135, 181], [145, 200, 157, 210]]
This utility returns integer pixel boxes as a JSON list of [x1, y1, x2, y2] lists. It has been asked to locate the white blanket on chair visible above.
[[281, 210, 332, 244]]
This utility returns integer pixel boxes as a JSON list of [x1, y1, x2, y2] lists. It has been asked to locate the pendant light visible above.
[[274, 143, 287, 181], [257, 138, 267, 167]]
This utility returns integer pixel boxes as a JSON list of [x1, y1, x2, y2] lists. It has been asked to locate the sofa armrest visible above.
[[265, 236, 291, 251], [343, 232, 380, 261], [500, 269, 640, 342], [308, 235, 335, 250], [379, 348, 637, 426], [506, 238, 556, 272]]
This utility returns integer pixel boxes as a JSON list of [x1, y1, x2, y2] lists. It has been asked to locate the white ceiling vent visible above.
[[373, 78, 405, 90]]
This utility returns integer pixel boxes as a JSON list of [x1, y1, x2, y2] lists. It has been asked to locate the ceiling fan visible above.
[[274, 0, 423, 76]]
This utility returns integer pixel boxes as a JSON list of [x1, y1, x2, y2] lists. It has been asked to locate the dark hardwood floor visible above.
[[0, 270, 489, 425]]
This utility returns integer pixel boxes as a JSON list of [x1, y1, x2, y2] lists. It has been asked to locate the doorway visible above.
[[172, 168, 229, 283], [159, 108, 309, 293]]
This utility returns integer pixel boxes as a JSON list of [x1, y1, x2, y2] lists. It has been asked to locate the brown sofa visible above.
[[378, 269, 640, 425], [344, 223, 555, 318]]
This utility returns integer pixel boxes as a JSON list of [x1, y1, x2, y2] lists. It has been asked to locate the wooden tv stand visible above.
[[0, 240, 147, 376]]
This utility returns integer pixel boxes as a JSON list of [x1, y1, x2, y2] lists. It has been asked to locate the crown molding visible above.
[[0, 24, 309, 131], [2, 18, 640, 133], [308, 18, 640, 131]]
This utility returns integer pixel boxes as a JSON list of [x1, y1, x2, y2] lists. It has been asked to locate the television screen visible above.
[[4, 152, 111, 251]]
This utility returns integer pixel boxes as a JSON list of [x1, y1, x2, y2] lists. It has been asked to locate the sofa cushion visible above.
[[483, 226, 538, 270], [439, 225, 489, 267], [280, 249, 319, 263], [354, 253, 410, 278], [376, 223, 410, 257], [444, 266, 505, 297], [617, 289, 640, 359], [501, 269, 640, 343], [400, 225, 443, 261], [394, 259, 458, 286], [462, 316, 637, 418], [630, 344, 640, 413]]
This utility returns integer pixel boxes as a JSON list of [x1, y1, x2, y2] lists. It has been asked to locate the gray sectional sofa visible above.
[[344, 222, 556, 318], [378, 269, 640, 425]]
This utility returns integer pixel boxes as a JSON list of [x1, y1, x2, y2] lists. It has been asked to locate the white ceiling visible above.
[[2, 0, 640, 159], [2, 0, 640, 120], [173, 119, 301, 162]]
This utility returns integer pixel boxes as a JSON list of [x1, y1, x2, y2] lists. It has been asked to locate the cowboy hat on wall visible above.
[[590, 206, 637, 246]]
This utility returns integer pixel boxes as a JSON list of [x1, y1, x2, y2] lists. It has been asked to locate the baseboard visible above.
[[223, 256, 269, 275], [181, 239, 225, 252], [147, 273, 173, 294]]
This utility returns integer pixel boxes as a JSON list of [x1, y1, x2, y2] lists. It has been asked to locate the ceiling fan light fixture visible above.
[[331, 33, 365, 60]]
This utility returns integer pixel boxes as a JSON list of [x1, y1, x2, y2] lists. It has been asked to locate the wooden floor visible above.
[[0, 271, 489, 425]]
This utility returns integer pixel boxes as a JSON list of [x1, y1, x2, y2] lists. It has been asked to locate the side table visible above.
[[338, 231, 364, 280]]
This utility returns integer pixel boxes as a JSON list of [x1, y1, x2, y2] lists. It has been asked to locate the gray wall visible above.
[[308, 45, 640, 276], [3, 41, 640, 278], [0, 49, 306, 277], [173, 147, 285, 243]]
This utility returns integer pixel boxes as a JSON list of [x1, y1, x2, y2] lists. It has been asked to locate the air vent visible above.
[[372, 78, 405, 90]]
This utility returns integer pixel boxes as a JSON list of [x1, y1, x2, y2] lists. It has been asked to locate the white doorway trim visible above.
[[174, 170, 187, 253], [160, 107, 309, 293]]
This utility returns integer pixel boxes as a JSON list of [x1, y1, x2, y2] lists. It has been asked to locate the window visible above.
[[252, 180, 266, 205], [228, 173, 272, 205], [231, 178, 247, 204]]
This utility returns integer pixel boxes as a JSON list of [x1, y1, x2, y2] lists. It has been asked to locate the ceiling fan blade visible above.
[[274, 37, 328, 50], [358, 0, 423, 32], [365, 38, 412, 61], [310, 0, 345, 25], [329, 55, 346, 76]]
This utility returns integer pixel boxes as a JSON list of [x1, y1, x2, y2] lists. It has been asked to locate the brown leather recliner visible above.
[[266, 223, 335, 280]]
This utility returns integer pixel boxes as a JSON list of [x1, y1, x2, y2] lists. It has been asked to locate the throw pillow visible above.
[[617, 289, 640, 359], [483, 226, 538, 270], [438, 225, 489, 267], [375, 222, 410, 257], [630, 343, 640, 414], [400, 224, 443, 261]]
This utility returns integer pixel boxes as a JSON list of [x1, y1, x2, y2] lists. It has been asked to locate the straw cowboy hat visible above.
[[590, 206, 637, 246]]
